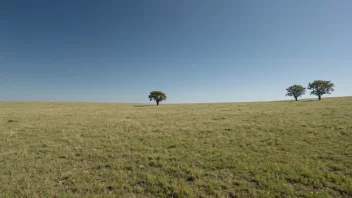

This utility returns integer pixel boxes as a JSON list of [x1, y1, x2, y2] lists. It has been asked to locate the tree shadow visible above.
[[133, 105, 155, 107], [301, 99, 317, 102]]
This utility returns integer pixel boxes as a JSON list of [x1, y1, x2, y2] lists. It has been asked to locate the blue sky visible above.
[[1, 0, 351, 103]]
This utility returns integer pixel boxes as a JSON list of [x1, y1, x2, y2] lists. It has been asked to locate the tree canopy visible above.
[[286, 85, 306, 101], [307, 80, 334, 100], [148, 91, 167, 105]]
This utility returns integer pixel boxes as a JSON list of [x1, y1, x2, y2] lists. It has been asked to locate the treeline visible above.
[[148, 80, 335, 106], [286, 80, 334, 101]]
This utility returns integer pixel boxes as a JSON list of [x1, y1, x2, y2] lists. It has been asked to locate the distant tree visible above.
[[148, 91, 167, 105], [286, 85, 306, 101], [307, 80, 334, 100]]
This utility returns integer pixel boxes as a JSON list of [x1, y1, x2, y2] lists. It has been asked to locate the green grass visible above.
[[1, 97, 352, 198]]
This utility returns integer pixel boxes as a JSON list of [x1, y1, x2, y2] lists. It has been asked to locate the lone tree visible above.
[[148, 91, 167, 105], [307, 80, 334, 100], [286, 85, 306, 101]]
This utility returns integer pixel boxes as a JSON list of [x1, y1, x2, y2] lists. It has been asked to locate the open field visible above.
[[0, 97, 352, 198]]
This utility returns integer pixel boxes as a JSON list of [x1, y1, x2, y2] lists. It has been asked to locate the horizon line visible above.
[[0, 96, 350, 105]]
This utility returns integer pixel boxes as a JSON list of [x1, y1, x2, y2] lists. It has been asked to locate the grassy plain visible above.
[[0, 97, 352, 198]]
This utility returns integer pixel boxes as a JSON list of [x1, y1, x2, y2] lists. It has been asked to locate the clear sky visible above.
[[1, 0, 351, 103]]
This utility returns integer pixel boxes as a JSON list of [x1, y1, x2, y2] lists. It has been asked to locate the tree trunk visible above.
[[294, 96, 298, 101], [318, 95, 321, 100], [156, 101, 159, 105]]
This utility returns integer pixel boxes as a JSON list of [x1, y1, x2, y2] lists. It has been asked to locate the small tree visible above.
[[148, 91, 167, 105], [307, 80, 334, 100], [286, 85, 306, 101]]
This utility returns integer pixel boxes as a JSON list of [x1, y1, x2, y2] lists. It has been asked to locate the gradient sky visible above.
[[1, 0, 351, 103]]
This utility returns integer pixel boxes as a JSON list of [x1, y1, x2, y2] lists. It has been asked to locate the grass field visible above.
[[0, 97, 352, 198]]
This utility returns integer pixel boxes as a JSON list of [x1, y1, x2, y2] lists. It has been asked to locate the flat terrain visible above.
[[0, 97, 352, 198]]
